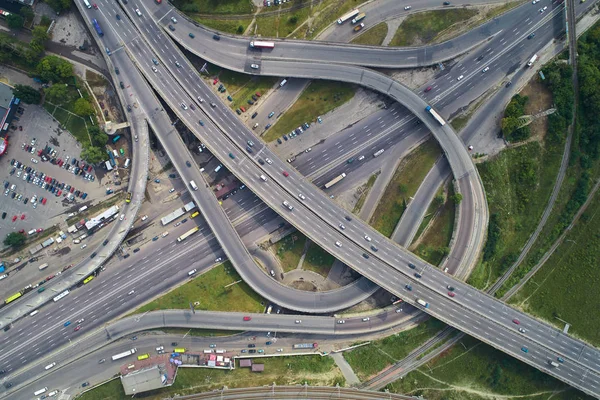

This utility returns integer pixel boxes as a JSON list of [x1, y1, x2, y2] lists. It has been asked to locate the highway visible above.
[[78, 0, 600, 395]]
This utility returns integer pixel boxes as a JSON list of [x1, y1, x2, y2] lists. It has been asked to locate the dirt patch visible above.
[[85, 70, 123, 124], [289, 280, 317, 291], [519, 79, 553, 142]]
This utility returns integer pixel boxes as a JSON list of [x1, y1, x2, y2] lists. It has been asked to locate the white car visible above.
[[73, 239, 81, 244], [81, 244, 87, 249], [362, 317, 370, 322], [197, 96, 204, 103], [120, 214, 125, 221], [162, 231, 169, 237], [169, 188, 175, 193], [250, 64, 259, 69], [152, 66, 158, 73], [181, 102, 188, 110], [404, 5, 411, 10], [128, 290, 135, 295], [339, 223, 345, 230], [298, 193, 306, 200], [532, 0, 539, 3], [188, 269, 197, 276], [171, 17, 177, 23], [134, 135, 138, 142], [358, 155, 365, 161], [31, 158, 38, 164], [215, 257, 222, 262], [338, 320, 345, 324], [295, 320, 301, 324], [364, 235, 372, 242], [457, 75, 464, 81], [135, 8, 142, 16], [141, 215, 148, 221], [335, 241, 342, 247], [265, 158, 273, 164], [482, 66, 490, 73]]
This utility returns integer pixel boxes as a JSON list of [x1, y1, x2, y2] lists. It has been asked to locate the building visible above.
[[251, 364, 264, 372], [84, 205, 119, 231], [239, 359, 252, 368], [120, 366, 167, 395], [0, 82, 18, 156]]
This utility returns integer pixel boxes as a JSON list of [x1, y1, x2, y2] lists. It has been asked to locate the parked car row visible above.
[[276, 122, 311, 144], [9, 159, 88, 201], [27, 144, 96, 181], [234, 92, 262, 115]]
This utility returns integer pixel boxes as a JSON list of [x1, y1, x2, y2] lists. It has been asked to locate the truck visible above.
[[111, 348, 137, 361], [0, 262, 5, 274], [416, 298, 429, 308], [351, 13, 365, 24], [160, 201, 196, 225], [324, 173, 346, 189], [353, 23, 365, 32], [548, 360, 560, 367], [293, 343, 318, 349], [250, 41, 275, 49], [526, 54, 538, 67], [425, 105, 446, 126], [373, 149, 385, 157], [189, 180, 198, 191], [338, 9, 359, 24]]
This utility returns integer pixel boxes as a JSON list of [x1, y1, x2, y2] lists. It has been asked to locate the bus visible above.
[[177, 227, 199, 242], [112, 135, 121, 144], [53, 290, 69, 302], [126, 192, 132, 203], [92, 19, 104, 37], [337, 9, 360, 24], [425, 105, 446, 126], [324, 173, 346, 189], [137, 353, 150, 360], [249, 41, 275, 49], [174, 348, 186, 353], [190, 211, 200, 218], [5, 292, 22, 305], [83, 275, 94, 284]]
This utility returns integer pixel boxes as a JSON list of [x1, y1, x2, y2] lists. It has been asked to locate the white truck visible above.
[[526, 54, 538, 67], [416, 298, 429, 308]]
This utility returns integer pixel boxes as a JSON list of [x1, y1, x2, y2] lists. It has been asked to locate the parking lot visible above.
[[0, 105, 114, 234]]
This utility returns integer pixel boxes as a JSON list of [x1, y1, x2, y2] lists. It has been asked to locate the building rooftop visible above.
[[121, 366, 166, 395]]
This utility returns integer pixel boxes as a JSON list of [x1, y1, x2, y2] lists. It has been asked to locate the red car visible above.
[[92, 3, 98, 9], [240, 106, 246, 113], [12, 216, 17, 222], [282, 171, 289, 177], [36, 228, 43, 232], [70, 187, 75, 193], [56, 190, 62, 196], [512, 319, 520, 325], [74, 325, 82, 331], [213, 78, 219, 85], [243, 316, 251, 321], [19, 229, 24, 233], [42, 198, 47, 205], [255, 92, 261, 97], [447, 291, 455, 297], [20, 214, 25, 220], [37, 149, 43, 156], [155, 0, 162, 3], [424, 86, 432, 92]]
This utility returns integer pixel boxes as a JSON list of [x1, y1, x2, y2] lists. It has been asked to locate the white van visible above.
[[189, 180, 198, 191], [34, 388, 48, 396], [30, 310, 40, 317], [260, 174, 267, 182], [47, 390, 59, 397], [216, 349, 225, 354], [0, 274, 7, 281], [203, 349, 213, 354], [38, 263, 49, 271], [124, 158, 131, 168], [214, 164, 222, 173], [83, 0, 91, 8], [113, 149, 119, 158], [280, 79, 287, 87], [45, 362, 56, 370]]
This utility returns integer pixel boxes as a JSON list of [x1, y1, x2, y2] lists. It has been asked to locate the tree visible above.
[[434, 193, 445, 207], [12, 84, 41, 104], [32, 25, 50, 44], [451, 193, 463, 204], [73, 98, 95, 117], [81, 146, 106, 164], [289, 16, 298, 24], [6, 14, 24, 30], [236, 25, 244, 34], [44, 84, 69, 105], [20, 6, 34, 20], [37, 55, 74, 83], [89, 126, 108, 146], [4, 232, 26, 248]]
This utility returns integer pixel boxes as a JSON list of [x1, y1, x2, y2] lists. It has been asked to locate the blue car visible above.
[[64, 321, 71, 327], [557, 357, 564, 363], [521, 346, 528, 353]]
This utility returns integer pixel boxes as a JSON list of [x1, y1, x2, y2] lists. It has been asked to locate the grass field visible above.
[[353, 173, 379, 214], [412, 184, 455, 266], [370, 139, 441, 237], [306, 0, 364, 39], [350, 22, 388, 46], [79, 355, 343, 400], [508, 188, 600, 346], [413, 185, 444, 243], [173, 0, 254, 15], [263, 80, 355, 142], [254, 6, 312, 38], [343, 318, 444, 381], [389, 9, 478, 46], [303, 242, 335, 277], [468, 140, 563, 290], [273, 232, 307, 273], [385, 336, 581, 400], [195, 17, 253, 34], [45, 104, 92, 147], [135, 262, 264, 314]]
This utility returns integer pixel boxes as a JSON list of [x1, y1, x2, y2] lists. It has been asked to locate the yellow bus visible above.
[[190, 211, 200, 218], [126, 192, 132, 203], [137, 353, 150, 361], [5, 292, 22, 305], [174, 348, 186, 353], [83, 275, 94, 284]]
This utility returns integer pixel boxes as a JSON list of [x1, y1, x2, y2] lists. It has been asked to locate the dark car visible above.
[[168, 24, 175, 31], [405, 284, 412, 291], [120, 81, 125, 89], [133, 248, 140, 253], [90, 252, 97, 259], [249, 349, 256, 353], [186, 161, 192, 167], [248, 344, 256, 348], [362, 253, 369, 259], [213, 34, 220, 41], [251, 112, 258, 119], [103, 239, 109, 246], [408, 263, 416, 269]]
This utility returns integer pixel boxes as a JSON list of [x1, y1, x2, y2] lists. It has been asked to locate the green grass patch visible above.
[[51, 106, 69, 126], [195, 17, 252, 34], [385, 336, 580, 400], [350, 22, 388, 46], [254, 6, 311, 38], [230, 77, 278, 111], [370, 139, 441, 237], [173, 0, 254, 15], [450, 114, 470, 132], [43, 102, 56, 114], [389, 9, 478, 47], [64, 115, 90, 145], [264, 80, 356, 142], [343, 318, 445, 381], [306, 0, 363, 39], [413, 186, 445, 242], [508, 189, 600, 346], [353, 173, 379, 214], [303, 242, 335, 277], [135, 262, 264, 313], [412, 184, 455, 266], [79, 355, 343, 400], [468, 140, 563, 291], [273, 232, 307, 273]]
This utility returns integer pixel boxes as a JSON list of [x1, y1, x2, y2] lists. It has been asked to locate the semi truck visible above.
[[425, 105, 446, 126], [324, 173, 346, 189], [338, 9, 359, 24], [250, 41, 275, 49], [112, 348, 137, 361], [351, 13, 365, 24], [293, 343, 318, 349], [416, 298, 429, 308], [526, 54, 538, 67]]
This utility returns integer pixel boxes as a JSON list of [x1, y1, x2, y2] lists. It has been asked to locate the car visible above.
[[199, 120, 205, 126], [521, 346, 528, 353], [506, 81, 512, 88], [557, 357, 564, 363], [482, 66, 489, 73], [74, 325, 82, 331], [337, 320, 345, 324], [258, 158, 264, 165], [335, 241, 342, 247], [215, 257, 222, 262], [518, 327, 526, 333], [408, 263, 416, 269], [339, 223, 346, 230], [181, 102, 188, 110], [127, 105, 132, 112], [295, 320, 301, 324], [371, 245, 378, 252], [362, 317, 370, 322], [443, 1, 450, 4], [247, 344, 256, 348], [249, 349, 256, 353], [251, 64, 259, 69], [116, 14, 121, 20], [457, 75, 464, 81], [404, 5, 411, 10], [447, 291, 455, 297], [362, 253, 369, 259], [265, 158, 273, 164], [186, 161, 192, 167], [243, 316, 251, 321], [282, 171, 289, 177], [213, 34, 221, 41], [405, 284, 412, 291], [189, 32, 195, 38], [246, 146, 253, 153], [512, 319, 520, 325], [31, 158, 38, 164], [528, 33, 536, 39], [268, 111, 275, 118], [532, 0, 539, 3], [364, 235, 372, 242], [82, 382, 89, 387], [447, 285, 455, 291], [175, 60, 181, 68], [168, 24, 176, 31], [171, 16, 178, 23], [152, 66, 158, 73], [90, 252, 97, 258], [64, 321, 71, 327], [298, 193, 306, 200]]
